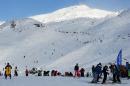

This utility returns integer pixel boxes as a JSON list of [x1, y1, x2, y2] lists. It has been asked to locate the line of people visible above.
[[0, 63, 20, 79], [0, 63, 86, 79], [1, 62, 130, 83]]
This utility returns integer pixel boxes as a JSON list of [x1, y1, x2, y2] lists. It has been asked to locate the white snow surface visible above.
[[0, 76, 130, 86], [0, 5, 130, 73], [30, 4, 118, 23]]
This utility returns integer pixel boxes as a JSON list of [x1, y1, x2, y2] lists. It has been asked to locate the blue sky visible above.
[[0, 0, 130, 21]]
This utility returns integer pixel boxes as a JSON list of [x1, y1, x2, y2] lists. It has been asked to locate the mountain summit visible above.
[[30, 4, 118, 23]]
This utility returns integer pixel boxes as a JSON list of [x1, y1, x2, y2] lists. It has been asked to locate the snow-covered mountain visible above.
[[0, 5, 130, 73], [30, 5, 118, 23], [0, 21, 5, 25]]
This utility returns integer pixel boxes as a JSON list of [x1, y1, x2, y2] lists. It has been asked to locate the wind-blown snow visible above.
[[30, 5, 118, 23]]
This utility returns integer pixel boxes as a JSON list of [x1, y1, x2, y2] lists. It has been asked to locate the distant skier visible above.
[[74, 63, 80, 77], [5, 63, 12, 79], [97, 63, 102, 81], [54, 70, 58, 76], [80, 68, 85, 77], [102, 65, 109, 84], [51, 70, 55, 76], [91, 63, 102, 83], [112, 64, 121, 83], [92, 65, 95, 77], [25, 68, 29, 76], [14, 66, 18, 77], [91, 64, 98, 83]]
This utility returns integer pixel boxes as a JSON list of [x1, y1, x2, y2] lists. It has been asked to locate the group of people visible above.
[[74, 63, 85, 77], [2, 63, 18, 79], [0, 63, 27, 79], [1, 63, 86, 79], [1, 62, 130, 85], [91, 62, 130, 84]]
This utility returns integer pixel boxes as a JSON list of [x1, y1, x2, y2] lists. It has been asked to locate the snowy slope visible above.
[[0, 18, 102, 70], [47, 9, 130, 71], [0, 6, 130, 74], [30, 5, 118, 23]]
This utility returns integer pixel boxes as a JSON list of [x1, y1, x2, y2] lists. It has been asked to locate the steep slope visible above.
[[0, 7, 129, 73], [0, 17, 103, 71], [47, 9, 130, 71], [30, 5, 118, 23]]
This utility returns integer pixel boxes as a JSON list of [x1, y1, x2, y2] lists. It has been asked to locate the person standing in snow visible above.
[[112, 64, 121, 83], [5, 63, 12, 79], [74, 63, 80, 77], [91, 64, 99, 83], [25, 67, 29, 76], [102, 65, 109, 84], [96, 63, 102, 82], [91, 63, 102, 83], [92, 65, 95, 77], [80, 68, 85, 77], [14, 66, 18, 77]]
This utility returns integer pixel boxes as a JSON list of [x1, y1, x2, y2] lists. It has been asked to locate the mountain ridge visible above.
[[30, 4, 118, 23]]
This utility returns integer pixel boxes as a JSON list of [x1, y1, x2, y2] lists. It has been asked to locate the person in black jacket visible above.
[[25, 68, 29, 76], [80, 68, 85, 77], [14, 66, 18, 77], [74, 63, 79, 77], [96, 63, 102, 82], [92, 65, 95, 77], [112, 64, 121, 83], [102, 65, 109, 84]]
